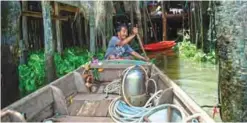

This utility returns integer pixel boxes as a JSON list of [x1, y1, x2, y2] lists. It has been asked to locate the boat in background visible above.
[[144, 41, 176, 51]]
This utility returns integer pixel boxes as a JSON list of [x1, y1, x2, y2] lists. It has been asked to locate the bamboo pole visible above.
[[42, 1, 57, 83]]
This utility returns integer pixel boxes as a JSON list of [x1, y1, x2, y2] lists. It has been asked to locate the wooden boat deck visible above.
[[68, 93, 117, 117], [53, 93, 117, 122]]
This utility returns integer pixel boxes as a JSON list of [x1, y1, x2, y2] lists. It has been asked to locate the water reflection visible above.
[[148, 50, 221, 121]]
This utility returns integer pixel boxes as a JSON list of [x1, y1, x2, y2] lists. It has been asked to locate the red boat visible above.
[[144, 41, 176, 51]]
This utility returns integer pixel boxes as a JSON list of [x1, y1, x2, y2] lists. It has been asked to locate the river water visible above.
[[150, 52, 221, 121]]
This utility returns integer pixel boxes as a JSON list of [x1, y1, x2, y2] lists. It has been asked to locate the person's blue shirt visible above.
[[105, 36, 134, 59]]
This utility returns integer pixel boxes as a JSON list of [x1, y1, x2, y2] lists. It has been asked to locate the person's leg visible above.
[[122, 55, 134, 60], [108, 55, 116, 60]]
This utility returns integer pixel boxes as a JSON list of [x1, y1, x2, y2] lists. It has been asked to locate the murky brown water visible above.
[[149, 51, 221, 121]]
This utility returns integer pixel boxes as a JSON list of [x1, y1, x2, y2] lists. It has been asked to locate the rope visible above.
[[104, 79, 121, 96], [108, 96, 186, 123]]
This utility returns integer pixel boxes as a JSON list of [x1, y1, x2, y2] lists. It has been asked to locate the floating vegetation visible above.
[[175, 40, 216, 64]]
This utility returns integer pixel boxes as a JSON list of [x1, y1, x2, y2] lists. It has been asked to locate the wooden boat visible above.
[[144, 41, 176, 51], [1, 60, 215, 122]]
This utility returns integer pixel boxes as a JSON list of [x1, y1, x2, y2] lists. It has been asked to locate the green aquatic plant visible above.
[[177, 40, 216, 64]]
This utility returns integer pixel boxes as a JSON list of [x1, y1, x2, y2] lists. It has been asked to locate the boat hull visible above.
[[1, 60, 215, 122], [144, 41, 176, 51]]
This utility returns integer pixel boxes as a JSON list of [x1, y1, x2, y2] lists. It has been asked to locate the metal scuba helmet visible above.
[[121, 65, 148, 107]]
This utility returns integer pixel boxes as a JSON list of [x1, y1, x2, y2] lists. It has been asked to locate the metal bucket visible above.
[[145, 105, 185, 122], [121, 66, 148, 106]]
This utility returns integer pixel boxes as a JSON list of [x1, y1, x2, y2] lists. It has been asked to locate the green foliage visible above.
[[177, 40, 216, 64], [18, 47, 105, 96], [18, 51, 45, 96]]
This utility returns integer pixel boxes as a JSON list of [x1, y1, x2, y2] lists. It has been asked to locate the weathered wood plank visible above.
[[22, 11, 69, 21], [68, 101, 85, 116], [30, 104, 53, 122], [95, 100, 111, 117], [51, 73, 77, 98], [55, 116, 113, 122], [96, 84, 105, 94], [59, 4, 79, 13], [73, 93, 118, 101], [76, 101, 100, 116]]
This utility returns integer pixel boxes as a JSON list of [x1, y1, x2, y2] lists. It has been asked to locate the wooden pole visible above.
[[105, 1, 113, 45], [137, 34, 147, 58], [89, 6, 96, 54], [102, 2, 107, 50], [161, 1, 167, 41], [54, 2, 63, 54], [130, 1, 134, 28], [77, 13, 83, 47], [42, 1, 57, 83], [136, 1, 143, 40], [22, 1, 29, 49], [143, 2, 148, 44]]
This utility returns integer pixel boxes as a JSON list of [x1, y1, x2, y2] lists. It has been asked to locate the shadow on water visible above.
[[148, 50, 221, 121]]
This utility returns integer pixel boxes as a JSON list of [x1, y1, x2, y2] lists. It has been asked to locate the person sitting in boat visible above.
[[105, 24, 149, 62]]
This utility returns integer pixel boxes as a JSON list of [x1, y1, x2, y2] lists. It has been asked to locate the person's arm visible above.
[[130, 51, 149, 62], [117, 34, 136, 46], [116, 27, 138, 46]]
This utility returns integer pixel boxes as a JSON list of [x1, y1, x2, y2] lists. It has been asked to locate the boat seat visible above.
[[51, 115, 113, 122], [73, 93, 118, 101]]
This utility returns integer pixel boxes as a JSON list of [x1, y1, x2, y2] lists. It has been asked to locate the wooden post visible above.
[[42, 1, 57, 83], [162, 1, 167, 41], [130, 1, 134, 28], [105, 1, 113, 44], [102, 4, 106, 50], [77, 14, 83, 47], [55, 2, 63, 54], [143, 2, 148, 44], [89, 7, 96, 54], [136, 1, 143, 40], [22, 1, 29, 49]]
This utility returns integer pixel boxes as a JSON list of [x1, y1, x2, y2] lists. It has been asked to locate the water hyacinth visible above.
[[176, 40, 216, 64]]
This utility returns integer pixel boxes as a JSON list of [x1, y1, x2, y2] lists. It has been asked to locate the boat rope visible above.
[[108, 96, 187, 123], [104, 79, 121, 96]]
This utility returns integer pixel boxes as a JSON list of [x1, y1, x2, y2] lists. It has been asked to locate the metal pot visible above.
[[121, 66, 148, 106]]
